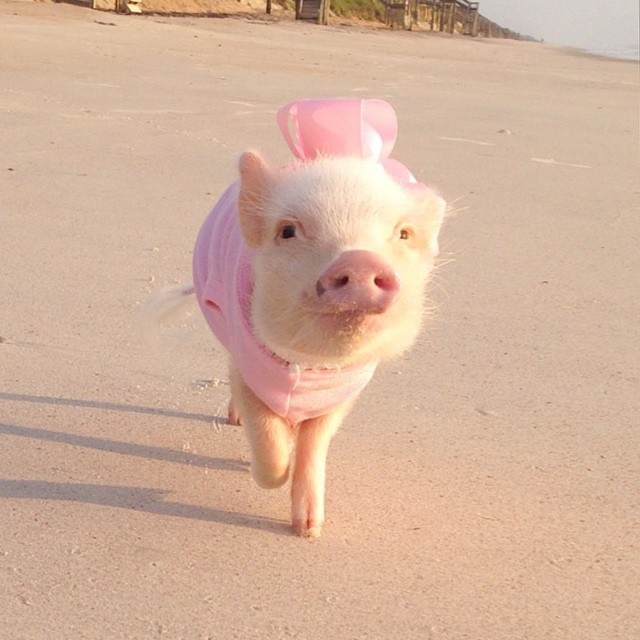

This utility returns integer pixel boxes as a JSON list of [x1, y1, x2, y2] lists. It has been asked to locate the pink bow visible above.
[[277, 98, 426, 192]]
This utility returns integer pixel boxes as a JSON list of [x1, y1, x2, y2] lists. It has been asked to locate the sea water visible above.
[[585, 45, 639, 61]]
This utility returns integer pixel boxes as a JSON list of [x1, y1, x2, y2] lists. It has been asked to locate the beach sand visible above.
[[1, 2, 638, 638]]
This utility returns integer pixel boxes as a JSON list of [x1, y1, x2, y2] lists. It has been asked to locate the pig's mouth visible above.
[[311, 307, 383, 336], [300, 287, 395, 318], [299, 284, 395, 338], [301, 296, 388, 322], [259, 297, 400, 367]]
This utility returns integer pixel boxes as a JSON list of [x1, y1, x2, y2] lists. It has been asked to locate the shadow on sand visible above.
[[0, 391, 216, 423], [0, 392, 289, 535], [0, 477, 288, 535]]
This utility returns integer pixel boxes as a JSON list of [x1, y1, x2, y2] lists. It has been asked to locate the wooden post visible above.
[[447, 1, 455, 34], [409, 0, 418, 29], [319, 0, 330, 25], [266, 0, 272, 14], [470, 6, 479, 36]]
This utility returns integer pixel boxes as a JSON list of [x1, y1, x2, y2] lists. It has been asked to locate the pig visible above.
[[156, 99, 446, 537]]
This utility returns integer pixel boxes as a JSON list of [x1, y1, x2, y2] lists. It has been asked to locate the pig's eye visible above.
[[399, 227, 412, 241], [280, 224, 296, 240]]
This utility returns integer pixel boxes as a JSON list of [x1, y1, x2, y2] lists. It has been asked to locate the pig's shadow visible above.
[[0, 392, 288, 535], [0, 477, 286, 535]]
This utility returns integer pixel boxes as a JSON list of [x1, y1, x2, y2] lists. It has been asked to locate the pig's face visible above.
[[238, 151, 445, 368]]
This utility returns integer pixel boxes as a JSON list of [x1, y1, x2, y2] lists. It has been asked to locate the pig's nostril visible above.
[[374, 274, 396, 291], [316, 274, 350, 298]]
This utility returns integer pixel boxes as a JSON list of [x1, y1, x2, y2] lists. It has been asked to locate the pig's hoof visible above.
[[292, 519, 323, 538], [228, 401, 242, 426], [292, 512, 324, 538], [291, 491, 324, 537]]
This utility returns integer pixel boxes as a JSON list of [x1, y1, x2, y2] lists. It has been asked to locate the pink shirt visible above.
[[192, 182, 377, 425]]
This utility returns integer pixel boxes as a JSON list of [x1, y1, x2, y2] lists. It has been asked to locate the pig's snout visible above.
[[315, 250, 399, 314]]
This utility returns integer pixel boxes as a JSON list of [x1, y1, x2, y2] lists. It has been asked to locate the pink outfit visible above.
[[193, 181, 377, 424], [193, 98, 424, 424]]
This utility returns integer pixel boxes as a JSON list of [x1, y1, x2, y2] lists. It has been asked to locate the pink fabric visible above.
[[193, 183, 377, 424], [277, 98, 427, 193], [193, 98, 421, 423]]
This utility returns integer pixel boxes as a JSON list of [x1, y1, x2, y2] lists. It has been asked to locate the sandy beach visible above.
[[1, 1, 638, 638]]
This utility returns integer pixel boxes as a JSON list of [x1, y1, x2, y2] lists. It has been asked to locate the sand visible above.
[[1, 1, 638, 638]]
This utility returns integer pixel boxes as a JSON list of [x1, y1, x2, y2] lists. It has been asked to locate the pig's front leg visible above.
[[291, 402, 354, 538], [229, 365, 294, 489]]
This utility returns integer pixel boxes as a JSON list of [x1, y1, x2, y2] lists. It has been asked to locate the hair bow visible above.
[[277, 98, 427, 193]]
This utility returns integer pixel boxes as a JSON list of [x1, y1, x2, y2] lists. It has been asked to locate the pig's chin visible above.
[[262, 308, 398, 368], [252, 292, 421, 368]]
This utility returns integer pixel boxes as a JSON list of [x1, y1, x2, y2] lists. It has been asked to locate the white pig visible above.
[[157, 99, 446, 537]]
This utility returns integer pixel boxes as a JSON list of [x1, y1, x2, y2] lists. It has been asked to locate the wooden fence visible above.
[[94, 0, 528, 37], [383, 0, 525, 39]]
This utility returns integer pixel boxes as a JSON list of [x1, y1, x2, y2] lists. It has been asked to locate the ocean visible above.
[[585, 45, 640, 61]]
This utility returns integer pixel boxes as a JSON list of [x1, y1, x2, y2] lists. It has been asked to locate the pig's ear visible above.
[[419, 192, 447, 257], [238, 150, 274, 248]]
